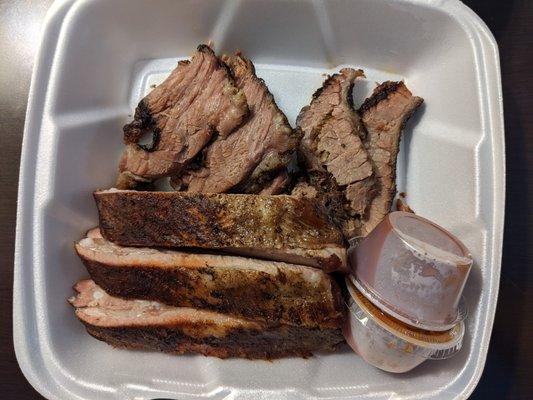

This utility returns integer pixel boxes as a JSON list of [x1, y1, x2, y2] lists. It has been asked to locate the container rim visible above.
[[13, 1, 505, 399]]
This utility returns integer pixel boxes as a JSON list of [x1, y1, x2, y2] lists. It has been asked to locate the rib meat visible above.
[[295, 68, 376, 239], [69, 280, 344, 359], [117, 45, 248, 185], [174, 53, 299, 194], [94, 190, 347, 272], [358, 81, 423, 236], [75, 231, 343, 328]]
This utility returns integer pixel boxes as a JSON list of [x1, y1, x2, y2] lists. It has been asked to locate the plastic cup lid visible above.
[[389, 212, 473, 267], [349, 211, 472, 331]]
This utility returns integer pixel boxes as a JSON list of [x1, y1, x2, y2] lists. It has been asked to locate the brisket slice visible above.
[[70, 280, 344, 359], [75, 231, 343, 328], [358, 81, 423, 236], [294, 68, 376, 239], [94, 190, 347, 272], [117, 45, 248, 184], [174, 53, 299, 194]]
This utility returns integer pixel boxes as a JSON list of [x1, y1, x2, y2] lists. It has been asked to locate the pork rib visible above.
[[69, 280, 344, 359], [75, 231, 344, 328], [94, 190, 347, 272]]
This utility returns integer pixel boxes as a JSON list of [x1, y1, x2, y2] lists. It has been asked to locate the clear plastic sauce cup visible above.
[[343, 279, 465, 373]]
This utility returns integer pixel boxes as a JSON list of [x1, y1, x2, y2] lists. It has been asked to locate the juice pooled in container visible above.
[[350, 211, 472, 331]]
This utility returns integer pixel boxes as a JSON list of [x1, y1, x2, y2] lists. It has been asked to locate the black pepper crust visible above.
[[83, 321, 344, 360], [358, 81, 401, 114], [123, 99, 159, 145]]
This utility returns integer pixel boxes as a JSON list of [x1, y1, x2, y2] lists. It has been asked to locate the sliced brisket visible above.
[[75, 232, 343, 328], [174, 53, 299, 194], [117, 45, 248, 185], [70, 280, 344, 359], [294, 69, 376, 239], [358, 81, 423, 236], [94, 190, 347, 272]]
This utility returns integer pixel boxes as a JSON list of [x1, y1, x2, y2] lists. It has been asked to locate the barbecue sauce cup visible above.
[[343, 279, 465, 373]]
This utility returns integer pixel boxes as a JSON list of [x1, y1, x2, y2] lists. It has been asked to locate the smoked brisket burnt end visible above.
[[294, 68, 376, 239], [358, 81, 423, 236], [94, 190, 347, 272], [117, 45, 248, 186], [174, 53, 300, 194], [70, 280, 344, 360], [75, 232, 344, 328]]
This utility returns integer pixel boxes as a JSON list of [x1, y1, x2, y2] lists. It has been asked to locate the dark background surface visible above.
[[1, 1, 531, 398]]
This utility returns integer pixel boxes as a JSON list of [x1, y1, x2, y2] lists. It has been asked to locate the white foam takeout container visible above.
[[14, 0, 504, 399]]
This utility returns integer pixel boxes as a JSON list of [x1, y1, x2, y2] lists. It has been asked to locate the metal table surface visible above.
[[1, 1, 531, 398]]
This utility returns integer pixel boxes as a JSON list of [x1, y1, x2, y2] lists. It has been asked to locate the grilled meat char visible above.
[[70, 280, 344, 359], [295, 68, 376, 239], [396, 198, 415, 213], [94, 190, 347, 272], [117, 45, 248, 186], [358, 81, 423, 236], [174, 53, 299, 194], [76, 230, 344, 328]]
